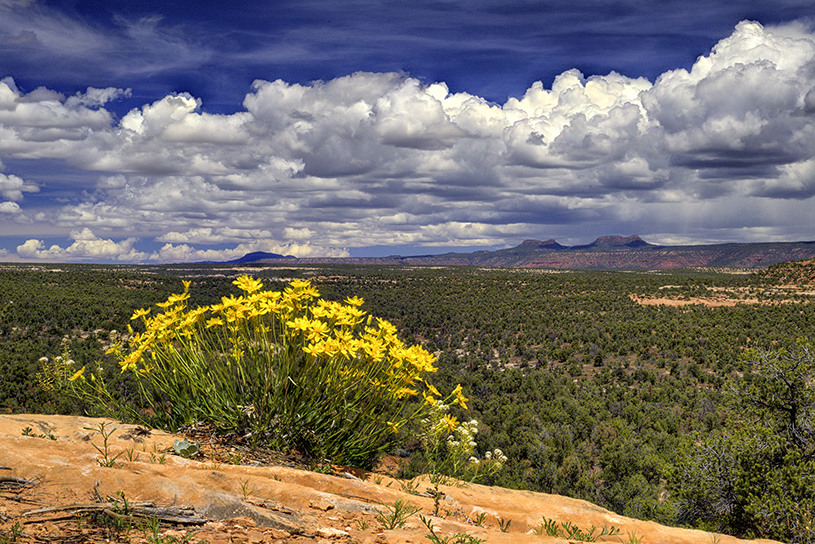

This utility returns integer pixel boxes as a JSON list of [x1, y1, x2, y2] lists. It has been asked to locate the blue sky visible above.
[[1, 0, 814, 262]]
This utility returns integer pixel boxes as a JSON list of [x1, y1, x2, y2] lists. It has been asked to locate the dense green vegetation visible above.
[[672, 338, 815, 542], [1, 262, 813, 540]]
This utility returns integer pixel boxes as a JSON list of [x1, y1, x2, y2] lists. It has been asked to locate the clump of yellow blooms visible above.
[[71, 275, 460, 467]]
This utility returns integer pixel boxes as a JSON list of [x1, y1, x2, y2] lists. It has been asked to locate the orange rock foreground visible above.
[[0, 414, 782, 544]]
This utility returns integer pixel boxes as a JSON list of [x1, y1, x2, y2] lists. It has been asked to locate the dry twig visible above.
[[22, 500, 206, 525]]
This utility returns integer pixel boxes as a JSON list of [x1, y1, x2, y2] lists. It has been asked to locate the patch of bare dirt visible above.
[[630, 295, 757, 307], [0, 414, 782, 544], [631, 285, 815, 308]]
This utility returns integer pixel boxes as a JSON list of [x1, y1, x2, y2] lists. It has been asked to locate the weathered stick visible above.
[[0, 475, 37, 492], [0, 476, 37, 485], [22, 501, 207, 525]]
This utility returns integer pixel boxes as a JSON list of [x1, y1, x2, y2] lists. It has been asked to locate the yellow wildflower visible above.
[[68, 366, 86, 381], [157, 292, 190, 308], [130, 307, 151, 320], [168, 292, 190, 305], [344, 295, 364, 306], [233, 275, 263, 294], [424, 380, 441, 397], [395, 387, 417, 398], [360, 337, 385, 361], [442, 414, 459, 433], [306, 319, 329, 341], [343, 306, 366, 324], [263, 299, 281, 314], [302, 343, 324, 356], [337, 339, 355, 359], [120, 350, 142, 372], [335, 328, 354, 344], [248, 305, 269, 318], [452, 383, 469, 410], [405, 345, 437, 373], [320, 338, 341, 357], [376, 317, 398, 336], [180, 307, 207, 329], [216, 294, 243, 311], [286, 316, 310, 331], [289, 278, 311, 289]]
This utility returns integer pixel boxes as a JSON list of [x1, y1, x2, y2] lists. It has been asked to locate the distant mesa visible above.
[[591, 235, 651, 248], [572, 235, 653, 249], [517, 239, 568, 250], [225, 251, 295, 264]]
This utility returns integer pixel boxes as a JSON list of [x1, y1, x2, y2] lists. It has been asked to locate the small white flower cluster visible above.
[[484, 448, 508, 469], [39, 355, 75, 366], [417, 391, 507, 483], [449, 419, 478, 452], [36, 354, 78, 391], [456, 420, 507, 481]]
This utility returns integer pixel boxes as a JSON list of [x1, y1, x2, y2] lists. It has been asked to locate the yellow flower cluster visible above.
[[109, 275, 437, 404], [60, 274, 475, 467]]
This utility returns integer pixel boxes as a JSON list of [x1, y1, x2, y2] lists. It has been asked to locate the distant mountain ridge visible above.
[[229, 236, 815, 270]]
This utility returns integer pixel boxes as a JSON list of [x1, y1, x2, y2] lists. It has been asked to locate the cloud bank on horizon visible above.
[[1, 4, 815, 262]]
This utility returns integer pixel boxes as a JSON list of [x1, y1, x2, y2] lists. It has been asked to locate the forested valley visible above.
[[1, 262, 813, 541]]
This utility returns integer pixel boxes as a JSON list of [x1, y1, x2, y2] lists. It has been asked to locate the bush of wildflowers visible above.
[[60, 276, 449, 467], [417, 389, 507, 484]]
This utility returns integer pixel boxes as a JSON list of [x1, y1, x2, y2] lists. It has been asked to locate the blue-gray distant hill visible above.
[[224, 251, 296, 264], [227, 236, 815, 270]]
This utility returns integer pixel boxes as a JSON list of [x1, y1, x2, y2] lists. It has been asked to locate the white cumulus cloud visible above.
[[0, 172, 38, 200], [17, 228, 149, 261], [0, 201, 21, 213]]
